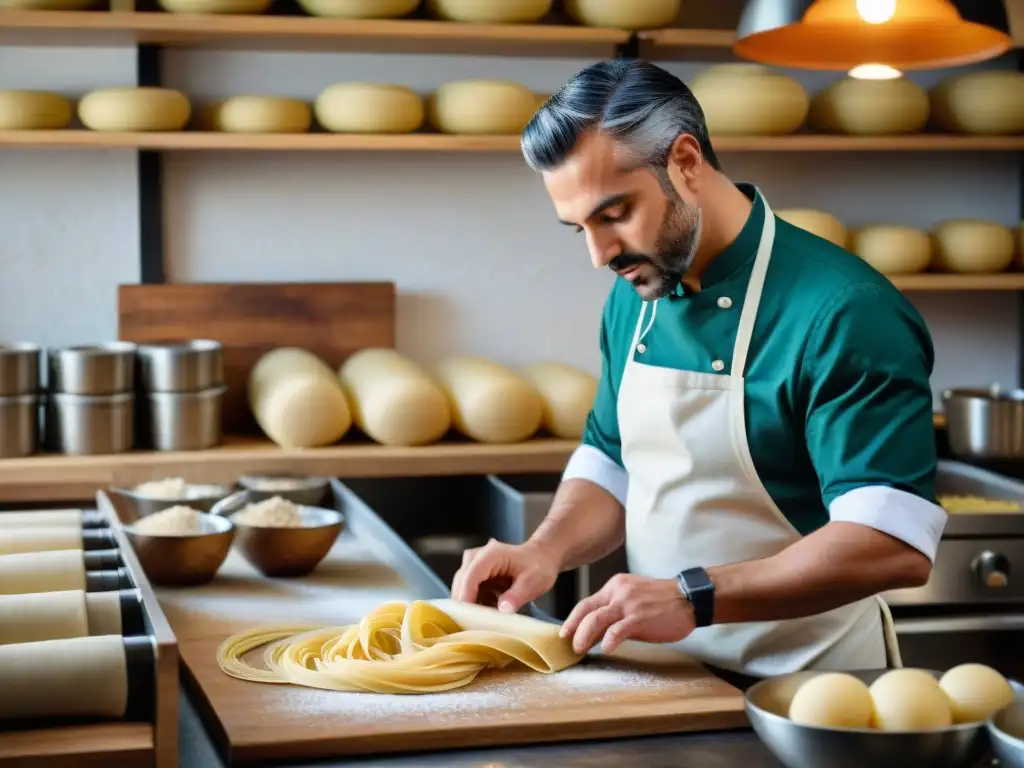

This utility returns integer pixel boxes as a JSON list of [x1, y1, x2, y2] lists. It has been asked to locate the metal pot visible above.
[[49, 343, 136, 395], [136, 340, 223, 393], [143, 384, 226, 451], [48, 391, 134, 455], [0, 343, 41, 396], [942, 385, 1024, 458], [0, 393, 40, 458]]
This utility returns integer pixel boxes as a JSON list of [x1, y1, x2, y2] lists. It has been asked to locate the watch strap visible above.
[[676, 567, 715, 628]]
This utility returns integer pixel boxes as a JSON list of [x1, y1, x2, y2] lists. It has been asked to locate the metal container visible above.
[[0, 342, 41, 396], [48, 391, 134, 455], [236, 474, 329, 506], [124, 513, 234, 587], [989, 700, 1024, 768], [943, 385, 1024, 459], [48, 342, 136, 395], [136, 340, 223, 393], [144, 385, 226, 451], [108, 484, 234, 519], [745, 669, 990, 768], [0, 394, 39, 458]]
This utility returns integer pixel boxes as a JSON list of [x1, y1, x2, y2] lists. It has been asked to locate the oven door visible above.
[[893, 612, 1024, 680]]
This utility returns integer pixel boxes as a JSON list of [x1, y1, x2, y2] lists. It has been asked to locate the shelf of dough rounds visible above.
[[3, 130, 1024, 152], [0, 435, 579, 503], [888, 273, 1024, 291], [0, 10, 629, 55]]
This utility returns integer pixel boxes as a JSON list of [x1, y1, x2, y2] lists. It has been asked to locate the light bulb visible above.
[[849, 63, 904, 79], [856, 0, 897, 24]]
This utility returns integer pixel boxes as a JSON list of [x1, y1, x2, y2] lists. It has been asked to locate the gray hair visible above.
[[521, 59, 721, 174]]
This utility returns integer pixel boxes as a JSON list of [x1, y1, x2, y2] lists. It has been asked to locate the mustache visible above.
[[609, 253, 655, 272]]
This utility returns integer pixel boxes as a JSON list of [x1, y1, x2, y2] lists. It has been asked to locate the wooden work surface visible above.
[[154, 533, 747, 765], [118, 281, 396, 435]]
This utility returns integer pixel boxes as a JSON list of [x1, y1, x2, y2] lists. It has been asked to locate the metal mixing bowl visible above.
[[124, 512, 234, 587], [236, 473, 330, 506], [111, 483, 234, 518], [745, 669, 990, 768], [989, 701, 1024, 768]]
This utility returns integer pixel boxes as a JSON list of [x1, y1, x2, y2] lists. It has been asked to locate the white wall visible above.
[[0, 45, 1019, 408]]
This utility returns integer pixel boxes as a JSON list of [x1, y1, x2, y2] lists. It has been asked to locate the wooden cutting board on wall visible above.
[[118, 282, 395, 435]]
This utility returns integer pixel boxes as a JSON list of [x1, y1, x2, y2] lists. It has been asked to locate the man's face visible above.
[[543, 131, 701, 301]]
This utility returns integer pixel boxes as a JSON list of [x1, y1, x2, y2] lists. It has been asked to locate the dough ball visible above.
[[869, 669, 953, 731], [931, 220, 1014, 274], [563, 0, 680, 29], [197, 96, 311, 133], [939, 664, 1014, 724], [158, 0, 270, 13], [0, 91, 73, 131], [788, 672, 874, 729], [929, 70, 1024, 135], [338, 348, 451, 447], [315, 83, 424, 134], [690, 65, 808, 136], [427, 80, 538, 135], [777, 209, 848, 248], [426, 0, 552, 23], [295, 0, 420, 18], [78, 88, 190, 132], [248, 347, 352, 448], [851, 225, 932, 275], [519, 361, 598, 440], [434, 356, 543, 443], [809, 76, 929, 136]]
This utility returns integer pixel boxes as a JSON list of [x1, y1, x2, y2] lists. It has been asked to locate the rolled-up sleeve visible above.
[[802, 282, 947, 562], [562, 291, 629, 507]]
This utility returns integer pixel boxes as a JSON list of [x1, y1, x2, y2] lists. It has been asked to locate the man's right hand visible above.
[[450, 539, 560, 614]]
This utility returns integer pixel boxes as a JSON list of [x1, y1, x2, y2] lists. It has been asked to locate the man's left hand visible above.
[[559, 574, 696, 655]]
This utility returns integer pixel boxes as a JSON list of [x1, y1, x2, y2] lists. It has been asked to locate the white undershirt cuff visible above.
[[828, 485, 948, 563], [562, 444, 629, 508]]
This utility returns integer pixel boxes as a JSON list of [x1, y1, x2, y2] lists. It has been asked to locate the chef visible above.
[[451, 59, 947, 683]]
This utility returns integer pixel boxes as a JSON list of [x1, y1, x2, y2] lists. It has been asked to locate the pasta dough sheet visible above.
[[217, 598, 583, 694], [0, 510, 84, 529], [86, 591, 123, 636], [0, 527, 82, 556], [0, 549, 87, 595], [0, 590, 90, 646], [0, 634, 129, 720]]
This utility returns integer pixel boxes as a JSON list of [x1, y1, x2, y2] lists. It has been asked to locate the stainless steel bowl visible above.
[[236, 473, 330, 506], [0, 343, 41, 396], [989, 700, 1024, 768], [745, 669, 989, 768], [0, 393, 39, 458], [48, 343, 136, 395], [111, 483, 234, 519], [47, 391, 134, 455], [143, 385, 226, 451], [943, 385, 1024, 458], [124, 513, 234, 587], [136, 340, 223, 393]]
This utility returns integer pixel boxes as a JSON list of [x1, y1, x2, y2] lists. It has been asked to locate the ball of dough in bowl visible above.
[[427, 80, 538, 135], [788, 672, 874, 729], [197, 96, 311, 133], [0, 91, 72, 131], [869, 669, 952, 731], [519, 361, 598, 440], [315, 83, 424, 134], [851, 225, 932, 275], [931, 220, 1015, 274], [777, 209, 848, 248], [564, 0, 680, 29], [296, 0, 420, 18], [690, 65, 808, 136], [809, 77, 929, 136], [930, 70, 1024, 135], [78, 88, 190, 132], [338, 348, 451, 447], [434, 356, 543, 443], [939, 664, 1013, 724], [427, 0, 551, 23]]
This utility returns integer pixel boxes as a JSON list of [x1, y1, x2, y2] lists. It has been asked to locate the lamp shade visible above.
[[733, 0, 1013, 71]]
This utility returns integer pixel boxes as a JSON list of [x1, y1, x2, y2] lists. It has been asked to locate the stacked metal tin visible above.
[[0, 343, 42, 458]]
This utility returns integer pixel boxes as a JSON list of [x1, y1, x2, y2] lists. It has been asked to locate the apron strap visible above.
[[623, 300, 658, 380], [730, 193, 776, 379]]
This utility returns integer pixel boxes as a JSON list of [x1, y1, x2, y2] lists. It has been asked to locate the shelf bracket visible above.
[[137, 45, 166, 285], [615, 33, 640, 59]]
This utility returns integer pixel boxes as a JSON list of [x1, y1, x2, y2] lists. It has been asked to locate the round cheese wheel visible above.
[[0, 91, 72, 131], [197, 96, 311, 133], [78, 88, 190, 132], [434, 356, 543, 443], [248, 347, 352, 449], [809, 77, 929, 136], [158, 0, 270, 12], [690, 65, 809, 136], [296, 0, 420, 18], [788, 673, 874, 729], [777, 209, 848, 248], [338, 348, 451, 447], [564, 0, 680, 29], [851, 225, 932, 275], [930, 70, 1024, 135], [869, 669, 952, 731], [427, 0, 551, 22], [428, 80, 537, 135], [931, 220, 1014, 274], [519, 361, 598, 440], [315, 83, 424, 134], [938, 664, 1013, 724]]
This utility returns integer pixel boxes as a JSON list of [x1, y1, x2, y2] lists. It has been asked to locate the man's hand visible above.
[[451, 539, 560, 613], [559, 574, 695, 655]]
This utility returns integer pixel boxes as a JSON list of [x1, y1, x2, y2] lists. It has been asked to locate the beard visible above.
[[609, 189, 701, 301]]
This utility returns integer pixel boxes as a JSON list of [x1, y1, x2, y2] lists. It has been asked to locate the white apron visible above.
[[617, 190, 902, 677]]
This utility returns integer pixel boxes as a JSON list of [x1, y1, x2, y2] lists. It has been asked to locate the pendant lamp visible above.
[[733, 0, 1013, 74]]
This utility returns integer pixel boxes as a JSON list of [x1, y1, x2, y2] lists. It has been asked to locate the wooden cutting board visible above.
[[154, 535, 748, 765], [118, 282, 395, 435]]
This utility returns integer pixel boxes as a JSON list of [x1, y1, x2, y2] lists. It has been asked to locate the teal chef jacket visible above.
[[562, 183, 948, 561]]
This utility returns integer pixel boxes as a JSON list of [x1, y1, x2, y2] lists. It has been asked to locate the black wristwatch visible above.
[[676, 567, 715, 628]]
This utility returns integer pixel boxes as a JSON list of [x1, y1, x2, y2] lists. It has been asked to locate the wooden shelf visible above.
[[889, 273, 1024, 291], [3, 131, 1024, 153], [0, 436, 578, 503], [0, 10, 628, 56]]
